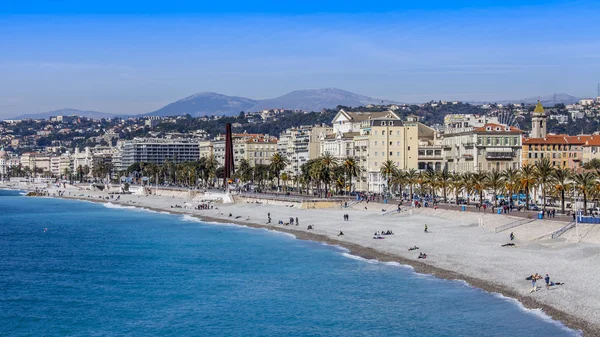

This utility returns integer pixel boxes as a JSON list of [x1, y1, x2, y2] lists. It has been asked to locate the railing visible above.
[[495, 218, 536, 233], [551, 221, 576, 239], [486, 152, 515, 159]]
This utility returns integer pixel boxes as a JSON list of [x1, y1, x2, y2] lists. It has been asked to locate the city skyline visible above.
[[1, 0, 599, 117]]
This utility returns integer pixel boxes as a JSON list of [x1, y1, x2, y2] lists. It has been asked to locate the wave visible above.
[[181, 215, 201, 223], [491, 293, 582, 336], [103, 203, 136, 210], [340, 252, 414, 270]]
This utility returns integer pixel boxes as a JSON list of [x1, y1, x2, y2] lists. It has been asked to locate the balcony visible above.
[[485, 152, 515, 159], [463, 142, 475, 148], [462, 154, 474, 160]]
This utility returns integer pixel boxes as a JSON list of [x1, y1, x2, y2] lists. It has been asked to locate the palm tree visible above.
[[502, 167, 520, 207], [380, 160, 397, 196], [486, 170, 504, 207], [535, 158, 555, 210], [343, 156, 361, 195], [450, 172, 464, 205], [424, 169, 437, 197], [405, 168, 419, 200], [269, 153, 289, 191], [519, 164, 538, 210], [470, 171, 488, 206], [205, 154, 218, 187], [573, 172, 596, 215], [237, 159, 253, 184], [318, 153, 338, 196], [436, 168, 452, 203], [460, 172, 474, 205], [389, 169, 406, 197], [551, 167, 572, 214]]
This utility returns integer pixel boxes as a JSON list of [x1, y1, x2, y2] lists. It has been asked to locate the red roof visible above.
[[523, 134, 592, 145], [473, 123, 523, 133]]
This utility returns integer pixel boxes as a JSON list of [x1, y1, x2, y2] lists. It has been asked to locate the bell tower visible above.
[[531, 100, 547, 138]]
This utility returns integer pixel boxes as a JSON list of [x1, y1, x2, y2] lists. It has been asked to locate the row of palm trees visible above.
[[380, 157, 598, 215]]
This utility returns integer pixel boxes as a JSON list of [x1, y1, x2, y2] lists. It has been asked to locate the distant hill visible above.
[[7, 108, 117, 120], [143, 88, 400, 117], [470, 93, 580, 106], [250, 88, 399, 112], [144, 92, 257, 117]]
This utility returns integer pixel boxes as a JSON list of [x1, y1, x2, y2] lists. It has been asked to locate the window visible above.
[[528, 153, 532, 158], [397, 141, 400, 146], [390, 131, 393, 135], [390, 122, 394, 126], [390, 152, 393, 156], [389, 142, 392, 145], [408, 146, 411, 150], [397, 152, 400, 156], [375, 141, 378, 145], [375, 152, 378, 156], [375, 162, 378, 166], [396, 131, 400, 136]]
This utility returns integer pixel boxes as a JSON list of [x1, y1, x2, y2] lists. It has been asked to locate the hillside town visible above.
[[2, 97, 600, 205]]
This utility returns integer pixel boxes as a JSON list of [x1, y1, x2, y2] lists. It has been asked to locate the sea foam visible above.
[[491, 292, 582, 336]]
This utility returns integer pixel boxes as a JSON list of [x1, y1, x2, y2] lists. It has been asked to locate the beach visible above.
[[9, 184, 600, 336]]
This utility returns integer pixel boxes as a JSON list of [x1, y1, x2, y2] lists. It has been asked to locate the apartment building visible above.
[[444, 122, 523, 173], [119, 138, 200, 171]]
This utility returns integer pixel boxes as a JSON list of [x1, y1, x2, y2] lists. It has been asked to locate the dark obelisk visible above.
[[223, 123, 235, 187]]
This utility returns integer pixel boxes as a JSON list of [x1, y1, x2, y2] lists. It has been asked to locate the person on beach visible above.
[[510, 232, 515, 241], [295, 217, 299, 226], [424, 224, 428, 233], [338, 231, 344, 236], [545, 274, 551, 289]]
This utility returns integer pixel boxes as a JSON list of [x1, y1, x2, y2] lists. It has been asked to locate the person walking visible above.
[[544, 274, 551, 290]]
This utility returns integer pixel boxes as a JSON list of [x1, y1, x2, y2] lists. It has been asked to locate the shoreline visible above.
[[64, 197, 592, 336], [3, 187, 596, 336]]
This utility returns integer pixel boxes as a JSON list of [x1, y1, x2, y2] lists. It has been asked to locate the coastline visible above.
[[68, 199, 593, 335], [3, 187, 596, 336]]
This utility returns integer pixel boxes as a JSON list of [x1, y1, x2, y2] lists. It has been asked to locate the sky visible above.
[[1, 0, 599, 117]]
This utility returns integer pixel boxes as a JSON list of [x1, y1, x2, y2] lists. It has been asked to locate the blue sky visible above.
[[0, 1, 599, 117]]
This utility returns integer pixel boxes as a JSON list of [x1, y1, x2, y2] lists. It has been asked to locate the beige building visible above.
[[320, 110, 419, 192], [444, 123, 523, 173], [364, 117, 419, 193], [214, 133, 278, 168]]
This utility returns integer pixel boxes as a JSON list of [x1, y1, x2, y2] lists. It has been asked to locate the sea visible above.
[[0, 189, 580, 336]]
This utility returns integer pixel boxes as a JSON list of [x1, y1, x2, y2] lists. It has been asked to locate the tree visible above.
[[470, 171, 489, 206], [519, 165, 538, 210], [379, 160, 397, 196], [573, 172, 596, 215], [460, 172, 474, 205], [269, 153, 289, 191], [486, 170, 504, 207], [535, 158, 554, 210], [318, 153, 338, 196], [551, 167, 572, 214], [404, 168, 419, 200], [502, 168, 520, 206], [343, 156, 361, 195], [436, 168, 452, 203], [237, 159, 253, 184]]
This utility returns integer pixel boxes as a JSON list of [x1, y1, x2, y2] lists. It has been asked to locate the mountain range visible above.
[[8, 108, 118, 120], [3, 89, 584, 120], [143, 88, 399, 117], [470, 93, 580, 106]]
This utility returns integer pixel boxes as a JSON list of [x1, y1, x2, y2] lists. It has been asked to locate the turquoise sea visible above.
[[0, 190, 579, 336]]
